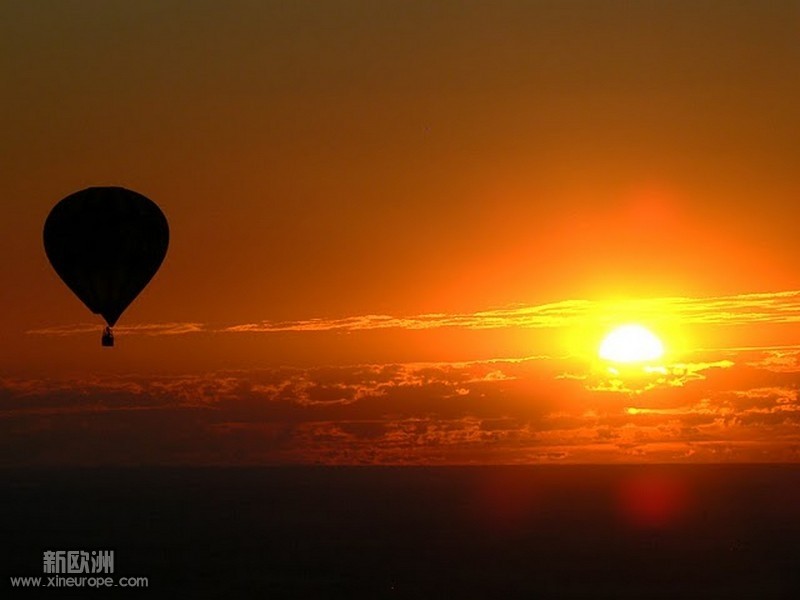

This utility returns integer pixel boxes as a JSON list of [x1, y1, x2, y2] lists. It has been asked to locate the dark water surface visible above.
[[3, 465, 800, 598]]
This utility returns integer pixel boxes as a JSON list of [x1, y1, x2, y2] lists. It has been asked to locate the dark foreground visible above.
[[3, 465, 800, 598]]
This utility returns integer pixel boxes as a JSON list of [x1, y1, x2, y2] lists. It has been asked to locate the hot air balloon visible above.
[[43, 187, 169, 347]]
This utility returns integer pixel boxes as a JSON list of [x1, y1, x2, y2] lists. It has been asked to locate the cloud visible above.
[[223, 289, 800, 333], [3, 345, 800, 465], [27, 322, 205, 336], [745, 347, 800, 373], [581, 359, 735, 394], [26, 289, 800, 337]]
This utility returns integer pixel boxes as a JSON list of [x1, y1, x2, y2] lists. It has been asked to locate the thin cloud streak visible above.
[[224, 289, 800, 332], [27, 322, 206, 336], [26, 290, 800, 337]]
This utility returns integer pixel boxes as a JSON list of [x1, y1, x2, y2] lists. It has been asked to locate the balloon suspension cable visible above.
[[102, 326, 115, 348]]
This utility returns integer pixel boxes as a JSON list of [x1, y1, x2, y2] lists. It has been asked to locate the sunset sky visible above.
[[2, 0, 800, 465]]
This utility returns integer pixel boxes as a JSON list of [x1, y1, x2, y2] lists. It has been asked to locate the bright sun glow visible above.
[[598, 324, 664, 364]]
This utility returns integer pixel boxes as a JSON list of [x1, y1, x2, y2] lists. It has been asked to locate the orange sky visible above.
[[2, 1, 800, 465]]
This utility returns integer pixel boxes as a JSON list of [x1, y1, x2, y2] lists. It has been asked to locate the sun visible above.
[[599, 324, 664, 364]]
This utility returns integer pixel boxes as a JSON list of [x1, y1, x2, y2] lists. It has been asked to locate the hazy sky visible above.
[[2, 1, 800, 465]]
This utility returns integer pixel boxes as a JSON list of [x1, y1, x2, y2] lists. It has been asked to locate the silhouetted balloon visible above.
[[43, 187, 169, 347]]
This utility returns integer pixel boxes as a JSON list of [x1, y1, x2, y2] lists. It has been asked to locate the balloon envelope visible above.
[[44, 187, 169, 327]]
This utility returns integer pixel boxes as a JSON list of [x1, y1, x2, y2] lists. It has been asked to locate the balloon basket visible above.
[[102, 327, 114, 347]]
